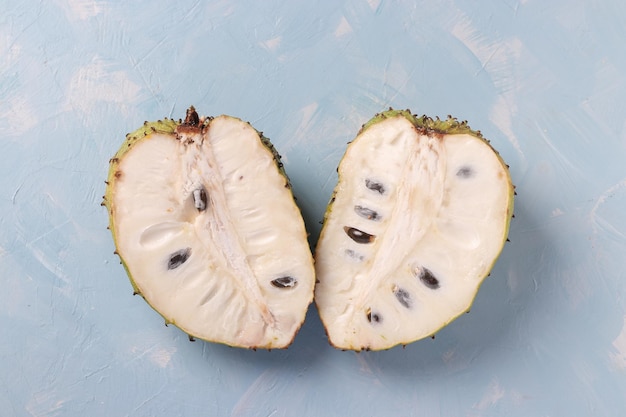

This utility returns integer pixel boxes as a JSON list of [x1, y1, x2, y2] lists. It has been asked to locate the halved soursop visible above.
[[102, 107, 315, 349], [314, 109, 514, 351]]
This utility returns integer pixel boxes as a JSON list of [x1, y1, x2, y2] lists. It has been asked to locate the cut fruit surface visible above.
[[103, 107, 315, 349], [314, 109, 514, 351]]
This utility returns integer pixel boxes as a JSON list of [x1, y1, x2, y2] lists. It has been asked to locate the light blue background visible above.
[[2, 1, 625, 416]]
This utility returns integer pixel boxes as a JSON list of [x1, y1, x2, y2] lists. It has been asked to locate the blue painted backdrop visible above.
[[1, 0, 625, 416]]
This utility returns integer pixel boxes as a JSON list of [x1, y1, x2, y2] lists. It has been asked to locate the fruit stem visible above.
[[183, 106, 200, 126]]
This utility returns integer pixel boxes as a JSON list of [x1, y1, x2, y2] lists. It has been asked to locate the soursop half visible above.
[[103, 107, 315, 349], [314, 109, 514, 351]]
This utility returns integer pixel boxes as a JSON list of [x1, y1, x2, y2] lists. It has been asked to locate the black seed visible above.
[[456, 166, 473, 178], [271, 276, 297, 289], [188, 335, 196, 342], [168, 248, 192, 270], [414, 266, 440, 289], [365, 179, 385, 194], [354, 205, 380, 221], [193, 187, 208, 211], [393, 286, 412, 309], [344, 226, 375, 244], [366, 308, 382, 324]]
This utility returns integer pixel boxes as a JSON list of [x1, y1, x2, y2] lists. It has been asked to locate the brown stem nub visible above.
[[183, 106, 200, 126]]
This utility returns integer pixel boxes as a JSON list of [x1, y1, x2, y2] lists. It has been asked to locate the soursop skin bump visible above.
[[103, 107, 315, 349], [314, 109, 514, 351]]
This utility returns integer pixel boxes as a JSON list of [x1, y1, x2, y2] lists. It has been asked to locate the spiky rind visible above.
[[259, 133, 292, 189], [360, 108, 483, 137]]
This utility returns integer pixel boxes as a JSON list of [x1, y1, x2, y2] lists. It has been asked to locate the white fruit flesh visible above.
[[314, 114, 512, 351], [109, 115, 315, 349]]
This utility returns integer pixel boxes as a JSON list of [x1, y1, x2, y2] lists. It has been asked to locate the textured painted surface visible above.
[[1, 0, 625, 416]]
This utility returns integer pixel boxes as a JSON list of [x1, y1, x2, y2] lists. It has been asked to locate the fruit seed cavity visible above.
[[354, 205, 380, 221], [168, 248, 192, 270], [344, 226, 375, 244], [193, 186, 208, 211], [271, 276, 297, 289], [365, 179, 385, 194], [393, 285, 412, 309], [413, 265, 440, 289]]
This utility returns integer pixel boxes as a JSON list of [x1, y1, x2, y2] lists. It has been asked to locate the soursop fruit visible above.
[[103, 107, 315, 349], [314, 109, 514, 351]]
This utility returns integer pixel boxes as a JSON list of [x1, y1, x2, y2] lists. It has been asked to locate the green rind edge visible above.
[[102, 118, 179, 295], [360, 108, 484, 137]]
